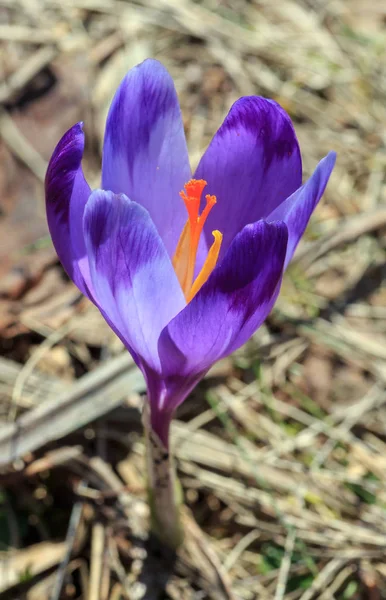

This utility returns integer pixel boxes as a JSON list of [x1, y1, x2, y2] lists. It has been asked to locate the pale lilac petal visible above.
[[157, 220, 288, 413], [83, 189, 186, 372], [102, 59, 192, 258], [194, 97, 301, 264], [268, 152, 336, 268], [45, 123, 93, 298]]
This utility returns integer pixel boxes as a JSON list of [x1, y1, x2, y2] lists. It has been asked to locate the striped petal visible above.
[[45, 123, 93, 298], [157, 220, 288, 412], [83, 189, 186, 372], [194, 96, 301, 264], [102, 59, 192, 258], [268, 152, 336, 268]]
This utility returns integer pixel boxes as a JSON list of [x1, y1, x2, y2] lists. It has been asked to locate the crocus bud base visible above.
[[143, 405, 184, 550]]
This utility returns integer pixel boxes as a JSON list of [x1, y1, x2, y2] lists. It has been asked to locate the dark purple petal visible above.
[[102, 59, 192, 258], [83, 189, 186, 372], [157, 220, 288, 414], [45, 123, 93, 298], [194, 96, 301, 264], [267, 152, 336, 268]]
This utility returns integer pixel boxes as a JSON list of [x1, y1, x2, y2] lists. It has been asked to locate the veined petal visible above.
[[45, 123, 93, 298], [194, 96, 301, 264], [268, 152, 336, 268], [102, 59, 192, 258], [158, 220, 288, 411], [83, 189, 186, 372]]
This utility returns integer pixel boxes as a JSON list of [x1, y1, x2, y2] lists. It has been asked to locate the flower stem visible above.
[[142, 405, 184, 549]]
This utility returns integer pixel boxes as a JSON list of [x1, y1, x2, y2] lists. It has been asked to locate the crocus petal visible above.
[[102, 59, 192, 258], [83, 189, 186, 372], [45, 123, 93, 298], [194, 97, 301, 262], [158, 220, 288, 411], [267, 152, 336, 269]]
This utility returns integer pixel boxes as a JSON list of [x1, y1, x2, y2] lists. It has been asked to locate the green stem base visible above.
[[143, 405, 184, 549]]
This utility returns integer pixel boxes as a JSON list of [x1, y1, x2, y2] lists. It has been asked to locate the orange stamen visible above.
[[172, 179, 222, 300], [187, 230, 223, 302]]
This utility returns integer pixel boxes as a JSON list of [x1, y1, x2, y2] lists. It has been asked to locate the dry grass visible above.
[[0, 0, 386, 598]]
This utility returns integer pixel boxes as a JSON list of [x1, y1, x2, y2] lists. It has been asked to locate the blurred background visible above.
[[0, 1, 386, 598]]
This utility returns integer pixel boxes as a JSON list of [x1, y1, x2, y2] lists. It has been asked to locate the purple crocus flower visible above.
[[46, 59, 335, 447]]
